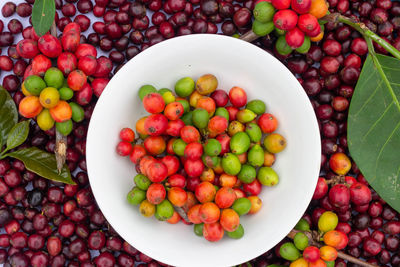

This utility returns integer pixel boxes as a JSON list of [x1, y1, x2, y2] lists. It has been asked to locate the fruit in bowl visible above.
[[116, 74, 287, 242], [86, 34, 320, 267]]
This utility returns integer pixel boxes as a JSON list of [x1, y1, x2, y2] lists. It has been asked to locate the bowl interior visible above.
[[87, 34, 320, 267]]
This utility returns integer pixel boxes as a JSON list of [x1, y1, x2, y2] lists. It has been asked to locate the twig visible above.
[[174, 206, 190, 222], [49, 21, 67, 173], [239, 30, 259, 43], [287, 230, 378, 267], [55, 130, 67, 174]]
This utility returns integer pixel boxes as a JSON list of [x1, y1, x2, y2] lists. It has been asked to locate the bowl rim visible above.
[[87, 34, 321, 267]]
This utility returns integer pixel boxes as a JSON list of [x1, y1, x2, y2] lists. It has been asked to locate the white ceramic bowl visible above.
[[87, 34, 320, 267]]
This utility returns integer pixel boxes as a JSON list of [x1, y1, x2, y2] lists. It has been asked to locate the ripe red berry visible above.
[[116, 141, 132, 156], [273, 10, 298, 31], [285, 27, 305, 48], [119, 128, 135, 142]]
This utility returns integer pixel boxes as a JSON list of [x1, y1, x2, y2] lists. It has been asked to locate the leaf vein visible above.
[[354, 80, 382, 117], [362, 102, 394, 140], [375, 121, 400, 174]]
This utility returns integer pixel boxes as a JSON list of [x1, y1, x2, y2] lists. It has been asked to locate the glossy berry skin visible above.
[[312, 177, 328, 200], [116, 141, 132, 156], [285, 27, 305, 49], [38, 34, 62, 58], [350, 183, 372, 206], [303, 246, 320, 263], [273, 10, 298, 31], [119, 128, 135, 142], [329, 184, 350, 208]]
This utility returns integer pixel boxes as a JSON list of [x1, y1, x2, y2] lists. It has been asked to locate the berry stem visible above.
[[55, 129, 67, 174], [239, 30, 259, 43], [288, 229, 378, 267], [48, 20, 68, 173]]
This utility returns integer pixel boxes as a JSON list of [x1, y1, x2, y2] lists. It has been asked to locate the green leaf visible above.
[[348, 53, 400, 213], [31, 0, 56, 36], [0, 87, 18, 149], [6, 147, 74, 184], [6, 121, 30, 151]]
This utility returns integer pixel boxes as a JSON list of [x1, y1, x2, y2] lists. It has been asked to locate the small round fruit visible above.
[[263, 133, 286, 153], [199, 202, 220, 224], [196, 74, 218, 95], [192, 108, 209, 129], [50, 100, 72, 122], [248, 195, 262, 214], [323, 230, 348, 250], [232, 197, 251, 216], [37, 109, 54, 131], [44, 67, 64, 89], [134, 174, 151, 191], [290, 258, 308, 267], [204, 139, 222, 156], [280, 242, 300, 261], [155, 200, 174, 221], [309, 0, 328, 19], [246, 99, 266, 115], [126, 187, 146, 205], [253, 2, 275, 23], [273, 9, 298, 31], [119, 128, 135, 142], [168, 187, 187, 207], [24, 75, 46, 96], [229, 87, 247, 108], [329, 152, 351, 175], [295, 218, 310, 231], [258, 113, 278, 133], [318, 211, 338, 233], [56, 119, 73, 136], [303, 246, 320, 263], [296, 36, 311, 54], [286, 27, 305, 49], [275, 35, 293, 55], [203, 222, 224, 242], [39, 87, 60, 109], [172, 139, 187, 156], [293, 232, 309, 250], [19, 96, 43, 118], [143, 93, 165, 114], [147, 162, 168, 183], [226, 224, 244, 239], [59, 87, 74, 100], [175, 77, 195, 97], [195, 181, 216, 203], [67, 70, 87, 91], [320, 246, 337, 261], [220, 209, 240, 232], [194, 223, 204, 236], [238, 164, 256, 184], [222, 153, 241, 175], [139, 200, 155, 217], [146, 183, 166, 205], [138, 84, 157, 100], [215, 187, 237, 209], [257, 167, 279, 186], [164, 102, 184, 120]]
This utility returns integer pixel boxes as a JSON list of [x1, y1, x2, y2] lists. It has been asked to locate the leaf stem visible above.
[[365, 36, 400, 113], [330, 14, 400, 60]]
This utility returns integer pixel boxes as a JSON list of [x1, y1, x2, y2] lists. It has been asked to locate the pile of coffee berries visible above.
[[16, 22, 109, 135], [117, 73, 286, 242]]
